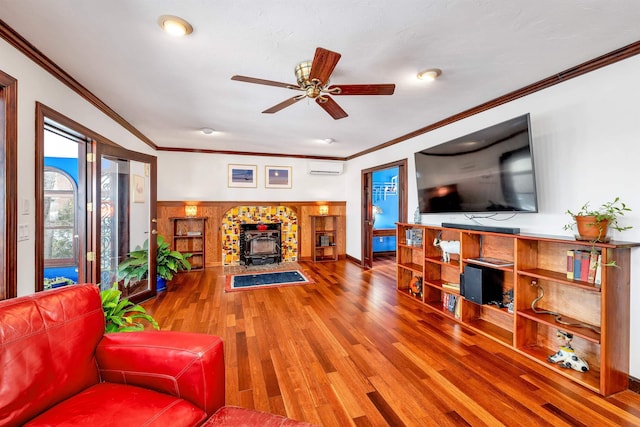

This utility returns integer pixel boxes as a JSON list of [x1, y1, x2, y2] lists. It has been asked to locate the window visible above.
[[43, 167, 77, 266]]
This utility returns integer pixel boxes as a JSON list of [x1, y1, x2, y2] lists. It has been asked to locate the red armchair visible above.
[[0, 284, 224, 426]]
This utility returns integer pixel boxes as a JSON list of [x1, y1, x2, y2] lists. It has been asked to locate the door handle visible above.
[[151, 230, 158, 235]]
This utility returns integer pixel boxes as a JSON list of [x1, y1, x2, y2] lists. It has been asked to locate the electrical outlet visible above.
[[18, 224, 29, 241], [21, 198, 30, 215]]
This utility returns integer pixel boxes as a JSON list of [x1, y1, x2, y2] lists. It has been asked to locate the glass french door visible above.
[[37, 115, 89, 293], [96, 144, 157, 302], [36, 104, 157, 301]]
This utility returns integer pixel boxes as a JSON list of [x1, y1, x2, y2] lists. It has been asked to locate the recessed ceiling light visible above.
[[321, 138, 335, 144], [158, 15, 193, 37], [417, 68, 442, 81], [200, 128, 215, 135]]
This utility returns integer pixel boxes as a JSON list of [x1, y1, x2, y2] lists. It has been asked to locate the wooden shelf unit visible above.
[[396, 222, 638, 395], [170, 217, 206, 270], [311, 215, 338, 262]]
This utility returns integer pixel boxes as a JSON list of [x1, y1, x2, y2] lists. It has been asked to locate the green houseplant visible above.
[[563, 197, 632, 242], [117, 235, 192, 288], [100, 283, 159, 332]]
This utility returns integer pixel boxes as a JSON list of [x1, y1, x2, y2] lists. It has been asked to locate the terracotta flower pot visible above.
[[575, 215, 609, 241]]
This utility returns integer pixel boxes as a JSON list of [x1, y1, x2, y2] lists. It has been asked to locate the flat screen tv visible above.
[[414, 114, 538, 214]]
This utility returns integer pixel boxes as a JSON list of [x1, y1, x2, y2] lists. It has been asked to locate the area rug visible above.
[[225, 269, 312, 292]]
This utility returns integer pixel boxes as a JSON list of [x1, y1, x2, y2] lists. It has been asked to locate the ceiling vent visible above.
[[308, 161, 344, 175]]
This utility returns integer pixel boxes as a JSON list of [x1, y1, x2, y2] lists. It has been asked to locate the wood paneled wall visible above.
[[156, 201, 347, 267]]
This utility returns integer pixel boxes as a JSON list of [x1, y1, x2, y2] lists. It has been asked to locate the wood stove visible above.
[[240, 223, 282, 265]]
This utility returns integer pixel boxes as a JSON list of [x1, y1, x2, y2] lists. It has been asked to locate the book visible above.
[[587, 250, 599, 284], [594, 254, 603, 286], [442, 282, 460, 291], [447, 294, 457, 313], [580, 251, 590, 281], [405, 228, 423, 247], [573, 250, 582, 280], [566, 250, 574, 279]]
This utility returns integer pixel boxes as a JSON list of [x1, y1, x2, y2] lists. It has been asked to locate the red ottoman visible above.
[[205, 406, 317, 426]]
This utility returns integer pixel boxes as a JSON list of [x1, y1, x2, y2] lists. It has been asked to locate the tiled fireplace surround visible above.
[[221, 205, 298, 266]]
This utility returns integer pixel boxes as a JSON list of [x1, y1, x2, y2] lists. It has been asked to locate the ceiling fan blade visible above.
[[262, 96, 304, 114], [231, 75, 300, 90], [328, 84, 396, 95], [316, 96, 348, 120], [309, 47, 341, 85]]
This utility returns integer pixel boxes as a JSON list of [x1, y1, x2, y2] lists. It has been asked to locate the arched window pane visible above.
[[44, 170, 74, 191], [43, 168, 76, 264]]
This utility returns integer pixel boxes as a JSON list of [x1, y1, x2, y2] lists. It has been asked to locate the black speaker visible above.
[[460, 265, 503, 305]]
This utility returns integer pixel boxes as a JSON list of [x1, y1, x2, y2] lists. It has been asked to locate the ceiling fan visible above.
[[231, 47, 395, 120]]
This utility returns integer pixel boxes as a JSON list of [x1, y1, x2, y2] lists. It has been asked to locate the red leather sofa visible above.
[[0, 284, 224, 426], [0, 285, 315, 426]]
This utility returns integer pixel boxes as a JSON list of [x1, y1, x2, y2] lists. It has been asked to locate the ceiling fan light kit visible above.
[[232, 47, 396, 120]]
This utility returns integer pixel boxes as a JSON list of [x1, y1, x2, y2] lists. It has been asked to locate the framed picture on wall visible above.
[[265, 166, 292, 188], [132, 174, 145, 203], [228, 164, 257, 188]]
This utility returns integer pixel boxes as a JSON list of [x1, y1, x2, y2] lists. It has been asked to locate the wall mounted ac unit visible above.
[[308, 161, 344, 175]]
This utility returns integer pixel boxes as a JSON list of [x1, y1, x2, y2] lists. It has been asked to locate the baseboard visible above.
[[346, 254, 361, 265], [630, 376, 640, 394], [373, 251, 396, 257]]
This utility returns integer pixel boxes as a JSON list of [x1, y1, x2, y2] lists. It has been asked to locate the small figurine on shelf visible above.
[[408, 276, 423, 299], [433, 231, 460, 263], [547, 330, 589, 372]]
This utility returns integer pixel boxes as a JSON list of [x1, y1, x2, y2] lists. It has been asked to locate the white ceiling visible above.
[[1, 1, 639, 158]]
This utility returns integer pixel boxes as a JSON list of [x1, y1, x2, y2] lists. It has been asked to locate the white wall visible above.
[[156, 151, 346, 202], [344, 54, 640, 377]]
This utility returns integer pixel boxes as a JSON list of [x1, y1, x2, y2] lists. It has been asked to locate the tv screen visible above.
[[414, 114, 538, 214]]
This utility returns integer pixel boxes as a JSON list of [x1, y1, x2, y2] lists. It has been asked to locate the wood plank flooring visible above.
[[142, 258, 640, 426]]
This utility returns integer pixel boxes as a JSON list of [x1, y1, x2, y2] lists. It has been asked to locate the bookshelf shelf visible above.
[[518, 268, 602, 292], [466, 318, 513, 346], [170, 217, 206, 270], [395, 222, 639, 396], [311, 215, 338, 262], [517, 309, 601, 343], [398, 262, 423, 274], [518, 344, 601, 392]]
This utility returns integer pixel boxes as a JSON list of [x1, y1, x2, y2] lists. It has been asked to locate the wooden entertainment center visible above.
[[396, 222, 639, 396]]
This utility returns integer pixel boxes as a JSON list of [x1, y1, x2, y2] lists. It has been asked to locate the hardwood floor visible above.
[[142, 259, 640, 426]]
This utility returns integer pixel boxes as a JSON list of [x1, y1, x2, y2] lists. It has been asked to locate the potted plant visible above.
[[100, 283, 159, 332], [563, 197, 632, 242], [117, 235, 192, 291]]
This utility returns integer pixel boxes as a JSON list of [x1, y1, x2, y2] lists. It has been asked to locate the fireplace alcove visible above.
[[221, 205, 298, 266]]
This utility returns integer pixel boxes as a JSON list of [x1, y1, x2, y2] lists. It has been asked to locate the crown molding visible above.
[[0, 19, 158, 150], [347, 40, 640, 160], [2, 19, 638, 161]]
